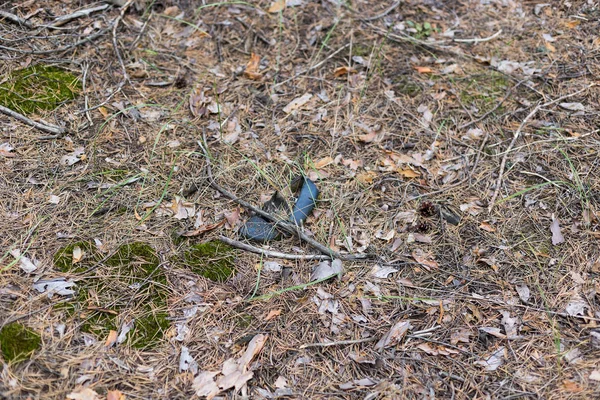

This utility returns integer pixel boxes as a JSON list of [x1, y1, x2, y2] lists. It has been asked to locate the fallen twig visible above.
[[488, 83, 595, 212], [0, 9, 34, 29], [0, 105, 65, 135], [218, 235, 332, 261], [49, 4, 110, 28], [454, 29, 502, 43]]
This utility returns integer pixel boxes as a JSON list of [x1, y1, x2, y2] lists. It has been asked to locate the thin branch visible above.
[[300, 337, 377, 349], [488, 83, 595, 212], [0, 10, 34, 29], [0, 105, 65, 135], [218, 235, 332, 261], [359, 1, 402, 22], [49, 4, 110, 28], [454, 29, 503, 43]]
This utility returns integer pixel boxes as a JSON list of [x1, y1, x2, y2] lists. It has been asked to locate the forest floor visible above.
[[1, 0, 600, 399]]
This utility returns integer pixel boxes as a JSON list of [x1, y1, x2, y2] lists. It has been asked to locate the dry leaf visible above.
[[72, 246, 84, 264], [283, 93, 312, 113], [268, 0, 286, 13], [475, 347, 506, 371], [314, 156, 334, 169], [224, 208, 242, 229], [561, 380, 584, 393], [411, 249, 439, 270], [66, 388, 101, 400], [413, 66, 432, 73], [244, 53, 262, 80], [375, 320, 411, 350], [333, 66, 357, 77], [180, 219, 226, 237], [192, 371, 221, 399], [264, 309, 282, 321], [358, 131, 377, 143], [550, 214, 564, 245], [479, 221, 495, 232], [356, 171, 377, 184], [105, 330, 118, 348], [106, 390, 126, 400], [397, 168, 420, 178]]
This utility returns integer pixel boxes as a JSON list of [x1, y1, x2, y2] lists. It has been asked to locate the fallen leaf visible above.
[[413, 66, 432, 73], [72, 246, 84, 264], [559, 102, 585, 111], [314, 156, 334, 169], [397, 168, 420, 178], [180, 346, 199, 374], [66, 388, 101, 400], [358, 131, 377, 143], [411, 249, 439, 270], [106, 390, 126, 400], [9, 249, 39, 273], [565, 292, 588, 317], [105, 330, 118, 348], [479, 221, 495, 232], [356, 171, 377, 184], [515, 284, 530, 303], [268, 0, 286, 13], [311, 259, 343, 281], [333, 66, 357, 77], [0, 142, 14, 157], [244, 53, 262, 80], [33, 278, 76, 298], [450, 328, 471, 345], [375, 320, 411, 350], [561, 380, 584, 393], [224, 208, 242, 229], [283, 93, 312, 113], [475, 347, 506, 371], [370, 264, 398, 278], [192, 371, 221, 399], [264, 309, 282, 321], [590, 370, 600, 381], [550, 214, 564, 245], [180, 219, 226, 237]]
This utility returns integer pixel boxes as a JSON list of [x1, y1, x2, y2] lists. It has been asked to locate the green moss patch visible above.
[[180, 241, 237, 282], [0, 64, 81, 115], [53, 242, 169, 349], [54, 241, 102, 273], [454, 72, 509, 114], [0, 323, 41, 363]]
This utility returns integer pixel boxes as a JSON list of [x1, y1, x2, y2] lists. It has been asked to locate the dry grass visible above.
[[1, 0, 600, 399]]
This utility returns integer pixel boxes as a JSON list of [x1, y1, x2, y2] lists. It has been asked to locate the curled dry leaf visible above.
[[72, 246, 84, 264], [375, 320, 411, 350], [66, 388, 101, 400], [180, 219, 226, 237], [106, 390, 126, 400], [333, 66, 357, 77], [244, 53, 262, 80], [475, 347, 506, 371], [283, 93, 312, 114], [268, 0, 286, 13], [411, 249, 439, 270]]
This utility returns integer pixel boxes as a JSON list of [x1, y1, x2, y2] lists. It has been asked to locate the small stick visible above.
[[49, 4, 110, 28], [218, 235, 331, 261], [488, 83, 595, 212], [0, 10, 34, 29], [359, 1, 402, 22], [0, 105, 65, 135], [454, 29, 503, 43]]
